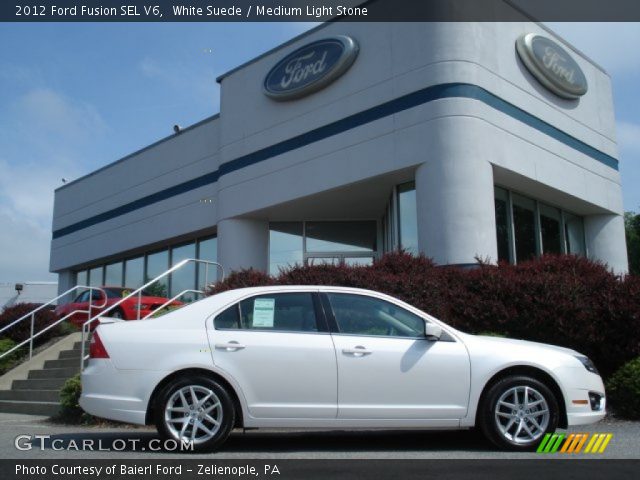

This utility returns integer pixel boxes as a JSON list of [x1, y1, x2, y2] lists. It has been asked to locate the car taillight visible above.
[[89, 331, 110, 359]]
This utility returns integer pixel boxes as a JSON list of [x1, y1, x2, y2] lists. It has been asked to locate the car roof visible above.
[[207, 285, 398, 305]]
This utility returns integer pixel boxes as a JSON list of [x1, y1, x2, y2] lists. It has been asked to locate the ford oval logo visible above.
[[516, 33, 588, 100], [264, 36, 359, 101]]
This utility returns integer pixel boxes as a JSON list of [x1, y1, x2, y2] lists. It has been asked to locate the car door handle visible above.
[[214, 342, 246, 351], [342, 346, 372, 356]]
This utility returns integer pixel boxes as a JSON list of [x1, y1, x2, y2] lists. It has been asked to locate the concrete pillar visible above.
[[415, 154, 497, 266], [217, 218, 269, 274], [584, 214, 628, 275], [57, 270, 75, 295], [56, 270, 76, 303]]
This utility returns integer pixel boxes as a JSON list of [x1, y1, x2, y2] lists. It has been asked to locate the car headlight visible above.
[[575, 355, 599, 375]]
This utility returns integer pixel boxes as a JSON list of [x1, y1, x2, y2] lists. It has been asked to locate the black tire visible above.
[[154, 375, 235, 452], [109, 308, 124, 319], [478, 375, 559, 451]]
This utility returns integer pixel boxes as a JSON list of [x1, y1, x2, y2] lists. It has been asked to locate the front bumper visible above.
[[554, 366, 606, 426]]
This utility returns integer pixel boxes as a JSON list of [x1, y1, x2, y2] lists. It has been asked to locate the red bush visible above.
[[207, 252, 640, 379], [0, 303, 60, 346]]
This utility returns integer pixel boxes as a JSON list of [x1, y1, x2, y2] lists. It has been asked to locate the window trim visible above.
[[495, 185, 587, 264], [268, 220, 380, 275], [213, 291, 330, 334], [320, 292, 428, 340]]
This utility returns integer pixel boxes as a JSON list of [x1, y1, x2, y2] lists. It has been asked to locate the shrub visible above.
[[59, 374, 82, 414], [207, 252, 640, 379], [0, 338, 21, 372], [207, 268, 275, 295], [0, 303, 60, 346], [606, 357, 640, 419], [57, 321, 79, 336]]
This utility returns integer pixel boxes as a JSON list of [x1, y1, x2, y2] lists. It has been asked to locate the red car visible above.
[[55, 286, 182, 328]]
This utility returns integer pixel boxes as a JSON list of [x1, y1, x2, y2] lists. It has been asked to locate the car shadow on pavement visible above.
[[40, 428, 494, 454]]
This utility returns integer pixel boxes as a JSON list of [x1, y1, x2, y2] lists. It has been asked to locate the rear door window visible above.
[[214, 293, 319, 333]]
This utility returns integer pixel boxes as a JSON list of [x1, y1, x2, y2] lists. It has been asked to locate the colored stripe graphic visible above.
[[585, 433, 613, 453], [537, 433, 613, 454], [537, 433, 565, 453], [570, 433, 589, 453]]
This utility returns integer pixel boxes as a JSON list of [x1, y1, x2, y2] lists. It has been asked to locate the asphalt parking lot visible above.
[[0, 413, 638, 459]]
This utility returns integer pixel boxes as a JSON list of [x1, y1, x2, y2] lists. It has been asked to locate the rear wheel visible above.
[[154, 375, 235, 452], [478, 375, 559, 450]]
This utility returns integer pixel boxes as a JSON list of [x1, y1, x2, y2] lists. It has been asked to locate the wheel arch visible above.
[[145, 367, 245, 428], [476, 365, 568, 429]]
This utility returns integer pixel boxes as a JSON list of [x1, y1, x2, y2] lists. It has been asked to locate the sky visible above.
[[0, 22, 638, 283]]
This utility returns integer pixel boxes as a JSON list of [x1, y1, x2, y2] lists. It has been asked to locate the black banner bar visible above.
[[4, 0, 640, 22], [2, 459, 640, 480]]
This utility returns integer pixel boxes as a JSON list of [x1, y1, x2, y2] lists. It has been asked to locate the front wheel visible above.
[[478, 375, 559, 450], [154, 375, 235, 452]]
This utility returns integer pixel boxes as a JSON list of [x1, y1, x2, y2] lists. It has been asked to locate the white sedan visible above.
[[80, 286, 605, 452]]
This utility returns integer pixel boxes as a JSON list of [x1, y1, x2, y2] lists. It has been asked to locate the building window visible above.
[[170, 242, 196, 302], [398, 182, 418, 255], [564, 213, 586, 255], [104, 262, 123, 287], [88, 266, 103, 287], [306, 221, 376, 253], [71, 234, 218, 301], [539, 204, 562, 255], [269, 222, 304, 275], [197, 237, 218, 288], [145, 249, 169, 297], [76, 270, 88, 287], [494, 187, 586, 263], [382, 182, 418, 255], [494, 187, 512, 263], [512, 194, 537, 262], [124, 256, 144, 289], [269, 221, 377, 275]]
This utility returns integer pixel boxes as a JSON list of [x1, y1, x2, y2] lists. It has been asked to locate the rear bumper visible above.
[[80, 359, 167, 425]]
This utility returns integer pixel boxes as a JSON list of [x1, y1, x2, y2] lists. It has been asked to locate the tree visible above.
[[625, 211, 640, 275]]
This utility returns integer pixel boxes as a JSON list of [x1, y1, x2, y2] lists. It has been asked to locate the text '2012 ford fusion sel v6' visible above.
[[80, 286, 605, 452]]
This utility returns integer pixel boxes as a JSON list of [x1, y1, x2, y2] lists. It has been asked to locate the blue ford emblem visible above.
[[264, 36, 359, 101], [516, 33, 588, 100]]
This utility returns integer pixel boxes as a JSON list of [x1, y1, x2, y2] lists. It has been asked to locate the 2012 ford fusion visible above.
[[80, 286, 605, 452]]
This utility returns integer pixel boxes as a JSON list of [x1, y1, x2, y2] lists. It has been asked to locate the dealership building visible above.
[[50, 21, 629, 298]]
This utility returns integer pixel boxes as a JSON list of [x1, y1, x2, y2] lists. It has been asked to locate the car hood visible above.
[[471, 334, 582, 357]]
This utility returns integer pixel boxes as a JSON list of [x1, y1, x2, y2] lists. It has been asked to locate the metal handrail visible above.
[[0, 286, 106, 361], [140, 289, 204, 321], [80, 259, 224, 369]]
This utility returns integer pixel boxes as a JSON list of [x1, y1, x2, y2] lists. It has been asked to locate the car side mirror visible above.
[[425, 323, 442, 341]]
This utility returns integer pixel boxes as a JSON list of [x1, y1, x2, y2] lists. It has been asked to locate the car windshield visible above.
[[104, 287, 154, 299]]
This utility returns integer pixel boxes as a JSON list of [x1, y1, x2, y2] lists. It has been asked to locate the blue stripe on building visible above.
[[52, 82, 618, 240]]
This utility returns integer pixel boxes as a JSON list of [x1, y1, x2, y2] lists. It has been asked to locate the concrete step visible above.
[[0, 389, 60, 402], [44, 358, 80, 369], [73, 341, 90, 350], [58, 350, 82, 359], [28, 367, 79, 380], [12, 378, 68, 390], [0, 400, 60, 416]]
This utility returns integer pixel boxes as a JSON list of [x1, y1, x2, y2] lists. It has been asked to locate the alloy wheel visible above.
[[494, 385, 550, 444], [164, 385, 223, 444]]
